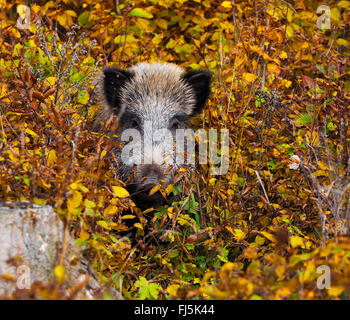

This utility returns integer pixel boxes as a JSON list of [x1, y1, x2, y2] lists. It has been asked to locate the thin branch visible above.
[[255, 170, 270, 204]]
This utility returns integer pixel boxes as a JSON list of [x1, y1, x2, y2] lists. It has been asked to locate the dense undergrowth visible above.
[[0, 0, 349, 299]]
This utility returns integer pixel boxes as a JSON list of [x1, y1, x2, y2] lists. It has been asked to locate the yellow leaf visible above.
[[152, 33, 163, 45], [46, 149, 57, 167], [80, 230, 90, 240], [84, 199, 95, 209], [12, 28, 21, 39], [78, 184, 88, 193], [149, 184, 160, 196], [299, 262, 315, 283], [221, 1, 232, 8], [103, 205, 118, 216], [233, 228, 246, 241], [129, 8, 153, 19], [338, 1, 350, 9], [330, 7, 340, 23], [260, 231, 277, 243], [167, 207, 174, 219], [242, 73, 258, 82], [281, 79, 292, 88], [279, 51, 288, 59], [37, 177, 51, 189], [65, 10, 77, 17], [244, 247, 258, 259], [88, 104, 99, 119], [13, 43, 22, 57], [33, 198, 46, 205], [165, 184, 173, 195], [336, 38, 349, 46], [134, 222, 143, 230], [25, 128, 39, 138], [317, 161, 329, 171], [290, 235, 304, 248], [45, 77, 56, 86], [54, 265, 65, 283], [67, 191, 82, 211], [156, 18, 168, 30], [328, 286, 345, 297], [286, 25, 294, 37], [143, 208, 154, 215], [70, 182, 79, 190], [43, 1, 55, 12], [97, 220, 110, 229], [255, 235, 265, 245], [100, 149, 107, 159], [57, 14, 68, 27], [275, 265, 285, 279], [275, 287, 291, 299], [267, 63, 280, 75], [209, 178, 216, 185], [226, 226, 246, 241], [221, 262, 237, 272], [0, 84, 9, 102], [225, 225, 234, 235], [167, 284, 180, 296], [77, 91, 89, 104], [31, 5, 41, 13], [234, 57, 245, 68], [121, 214, 136, 219], [112, 186, 130, 198]]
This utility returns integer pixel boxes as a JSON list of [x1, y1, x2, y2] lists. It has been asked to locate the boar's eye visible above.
[[120, 111, 141, 130], [129, 118, 140, 129], [169, 117, 180, 130], [169, 114, 188, 131]]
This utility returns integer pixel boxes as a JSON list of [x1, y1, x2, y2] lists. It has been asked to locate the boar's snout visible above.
[[138, 164, 163, 189], [129, 163, 167, 210]]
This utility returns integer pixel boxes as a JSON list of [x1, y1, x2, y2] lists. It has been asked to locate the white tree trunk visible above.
[[0, 202, 121, 299]]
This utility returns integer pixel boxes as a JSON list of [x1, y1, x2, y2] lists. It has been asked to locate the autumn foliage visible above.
[[0, 0, 349, 299]]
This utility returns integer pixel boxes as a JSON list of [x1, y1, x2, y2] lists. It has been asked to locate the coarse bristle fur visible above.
[[93, 62, 212, 128], [121, 63, 196, 118], [92, 62, 212, 211]]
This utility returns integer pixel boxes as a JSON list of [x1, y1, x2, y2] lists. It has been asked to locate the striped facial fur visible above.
[[94, 62, 212, 209]]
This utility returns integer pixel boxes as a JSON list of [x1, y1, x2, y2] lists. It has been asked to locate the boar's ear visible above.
[[102, 67, 133, 114], [183, 70, 212, 115]]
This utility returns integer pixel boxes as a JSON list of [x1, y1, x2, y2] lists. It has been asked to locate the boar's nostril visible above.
[[138, 164, 164, 189]]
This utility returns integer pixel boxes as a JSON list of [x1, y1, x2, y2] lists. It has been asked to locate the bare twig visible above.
[[255, 170, 270, 204]]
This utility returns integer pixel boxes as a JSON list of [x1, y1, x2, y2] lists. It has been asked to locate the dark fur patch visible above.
[[183, 70, 212, 115], [103, 67, 134, 114], [119, 111, 142, 131], [168, 113, 191, 131]]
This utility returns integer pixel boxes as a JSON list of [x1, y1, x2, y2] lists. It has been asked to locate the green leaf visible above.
[[295, 113, 311, 125], [327, 121, 336, 131], [338, 0, 350, 9], [267, 160, 276, 169], [148, 283, 160, 299], [316, 65, 325, 75], [78, 12, 89, 26], [97, 220, 110, 230], [23, 176, 30, 186], [128, 8, 153, 19], [77, 90, 89, 104]]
